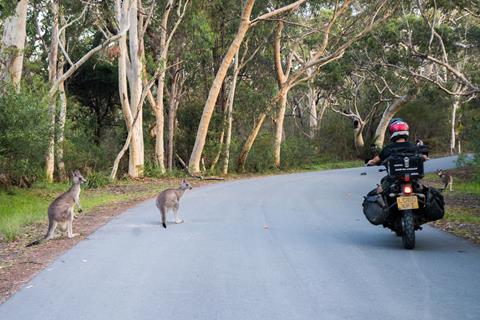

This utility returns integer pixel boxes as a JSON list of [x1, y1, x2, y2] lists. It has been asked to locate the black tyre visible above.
[[401, 210, 415, 249]]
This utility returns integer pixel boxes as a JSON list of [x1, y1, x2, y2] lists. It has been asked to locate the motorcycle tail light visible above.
[[403, 185, 413, 194]]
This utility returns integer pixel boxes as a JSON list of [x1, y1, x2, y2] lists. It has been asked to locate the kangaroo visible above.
[[437, 169, 453, 191], [156, 179, 192, 229], [26, 170, 86, 247]]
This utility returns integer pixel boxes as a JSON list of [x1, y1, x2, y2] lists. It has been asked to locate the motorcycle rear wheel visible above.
[[401, 210, 415, 249]]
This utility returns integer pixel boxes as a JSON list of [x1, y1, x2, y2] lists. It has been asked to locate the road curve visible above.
[[1, 156, 479, 320]]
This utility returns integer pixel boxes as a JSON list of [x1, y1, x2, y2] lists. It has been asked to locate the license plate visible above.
[[397, 196, 419, 210]]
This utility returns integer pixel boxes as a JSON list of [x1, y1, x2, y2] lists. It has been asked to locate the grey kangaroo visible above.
[[437, 169, 453, 191], [26, 170, 86, 247], [156, 179, 192, 228]]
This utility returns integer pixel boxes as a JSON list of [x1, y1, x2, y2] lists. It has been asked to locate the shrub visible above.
[[85, 171, 110, 189], [0, 80, 49, 182]]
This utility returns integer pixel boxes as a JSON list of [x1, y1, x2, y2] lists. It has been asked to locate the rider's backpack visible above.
[[362, 189, 388, 225]]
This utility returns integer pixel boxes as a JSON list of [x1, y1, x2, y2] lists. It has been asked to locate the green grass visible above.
[[0, 181, 169, 242], [443, 208, 480, 224], [300, 160, 364, 171], [454, 180, 480, 195]]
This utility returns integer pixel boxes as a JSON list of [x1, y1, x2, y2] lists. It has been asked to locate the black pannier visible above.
[[423, 187, 445, 221], [386, 155, 424, 179], [362, 189, 388, 225]]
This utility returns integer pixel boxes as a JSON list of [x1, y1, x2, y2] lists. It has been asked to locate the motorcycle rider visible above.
[[367, 118, 429, 192]]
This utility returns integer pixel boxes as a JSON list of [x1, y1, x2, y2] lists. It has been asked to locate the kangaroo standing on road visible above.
[[156, 179, 192, 229], [26, 170, 86, 247], [437, 169, 453, 191]]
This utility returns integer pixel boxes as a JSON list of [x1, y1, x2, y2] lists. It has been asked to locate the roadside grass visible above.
[[454, 180, 480, 195], [443, 208, 480, 224], [0, 180, 171, 242], [300, 159, 364, 171]]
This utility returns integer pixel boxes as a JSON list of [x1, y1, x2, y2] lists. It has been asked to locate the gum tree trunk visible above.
[[0, 0, 28, 90], [237, 112, 267, 172], [45, 0, 60, 183], [56, 16, 67, 181], [450, 97, 460, 155], [308, 85, 318, 138], [273, 86, 290, 168], [221, 52, 240, 175]]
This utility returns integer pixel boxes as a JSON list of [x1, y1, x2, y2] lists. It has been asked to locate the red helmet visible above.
[[389, 119, 409, 141]]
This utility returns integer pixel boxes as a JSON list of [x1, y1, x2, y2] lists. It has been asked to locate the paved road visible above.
[[1, 156, 479, 320]]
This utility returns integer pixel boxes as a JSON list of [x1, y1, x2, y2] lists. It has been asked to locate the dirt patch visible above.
[[0, 177, 216, 303]]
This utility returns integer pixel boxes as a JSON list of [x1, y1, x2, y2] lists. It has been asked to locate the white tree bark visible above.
[[307, 84, 318, 137], [45, 0, 60, 183], [221, 52, 240, 176], [167, 64, 183, 170], [56, 15, 68, 181], [152, 0, 174, 174], [128, 0, 145, 177], [273, 86, 290, 168], [450, 97, 460, 155], [0, 0, 28, 90], [115, 0, 144, 178], [353, 119, 365, 152]]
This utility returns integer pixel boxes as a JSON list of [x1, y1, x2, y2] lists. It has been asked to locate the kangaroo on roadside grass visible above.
[[156, 179, 192, 229], [26, 170, 86, 247], [437, 169, 453, 191]]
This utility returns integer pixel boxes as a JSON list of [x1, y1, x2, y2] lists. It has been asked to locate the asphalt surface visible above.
[[1, 156, 479, 320]]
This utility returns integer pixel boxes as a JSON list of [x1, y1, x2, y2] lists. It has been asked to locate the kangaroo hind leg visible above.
[[67, 208, 78, 238], [173, 204, 183, 224], [44, 220, 58, 241]]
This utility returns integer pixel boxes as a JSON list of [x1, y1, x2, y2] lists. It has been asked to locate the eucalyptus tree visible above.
[[0, 0, 28, 91]]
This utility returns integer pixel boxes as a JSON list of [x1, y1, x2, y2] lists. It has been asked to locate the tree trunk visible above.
[[167, 64, 180, 171], [188, 0, 256, 174], [308, 84, 318, 138], [374, 94, 414, 148], [152, 0, 175, 174], [127, 1, 144, 178], [45, 0, 60, 183], [56, 18, 67, 181], [353, 120, 365, 154], [450, 97, 460, 155], [273, 86, 290, 168], [209, 128, 225, 171], [222, 54, 240, 176], [154, 74, 166, 173], [56, 76, 67, 180], [237, 112, 267, 172], [0, 0, 28, 90]]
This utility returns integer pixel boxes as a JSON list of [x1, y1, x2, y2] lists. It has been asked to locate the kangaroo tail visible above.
[[161, 207, 167, 229], [26, 239, 42, 247], [27, 220, 56, 247]]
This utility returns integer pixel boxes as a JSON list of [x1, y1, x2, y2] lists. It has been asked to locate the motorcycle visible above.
[[363, 153, 445, 249]]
